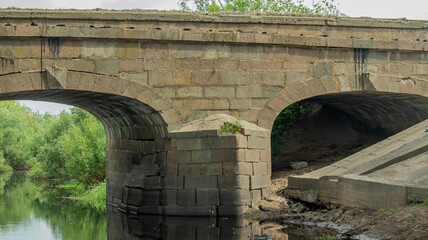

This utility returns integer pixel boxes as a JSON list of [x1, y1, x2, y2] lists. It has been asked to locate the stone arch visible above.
[[0, 70, 183, 209], [257, 75, 428, 130]]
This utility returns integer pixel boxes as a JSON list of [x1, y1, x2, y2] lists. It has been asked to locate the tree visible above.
[[179, 0, 345, 16]]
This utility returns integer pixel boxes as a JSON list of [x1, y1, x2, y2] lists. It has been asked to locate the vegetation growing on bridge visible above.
[[179, 0, 345, 16], [0, 101, 106, 212]]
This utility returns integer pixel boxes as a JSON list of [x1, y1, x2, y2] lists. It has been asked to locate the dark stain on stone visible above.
[[0, 58, 15, 70], [353, 48, 370, 90], [48, 37, 63, 58]]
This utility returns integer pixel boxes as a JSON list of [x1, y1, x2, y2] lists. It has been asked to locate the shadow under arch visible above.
[[0, 70, 182, 207], [269, 91, 428, 173]]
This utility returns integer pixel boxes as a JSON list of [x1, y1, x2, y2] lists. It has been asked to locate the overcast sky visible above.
[[5, 0, 428, 114]]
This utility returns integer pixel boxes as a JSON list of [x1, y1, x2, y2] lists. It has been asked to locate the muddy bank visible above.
[[247, 200, 428, 240]]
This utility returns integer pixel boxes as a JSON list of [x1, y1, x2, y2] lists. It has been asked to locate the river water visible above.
[[0, 172, 338, 240]]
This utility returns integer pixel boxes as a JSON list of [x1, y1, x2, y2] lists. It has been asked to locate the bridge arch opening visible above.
[[270, 91, 428, 175], [0, 89, 170, 208]]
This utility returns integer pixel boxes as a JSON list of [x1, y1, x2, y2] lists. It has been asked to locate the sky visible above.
[[2, 0, 427, 114]]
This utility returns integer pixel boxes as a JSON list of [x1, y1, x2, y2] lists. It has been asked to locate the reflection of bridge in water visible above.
[[106, 208, 337, 240]]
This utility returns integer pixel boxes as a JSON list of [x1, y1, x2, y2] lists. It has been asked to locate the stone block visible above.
[[247, 136, 267, 149], [155, 152, 167, 165], [212, 149, 245, 162], [250, 175, 270, 190], [288, 176, 319, 191], [251, 190, 262, 207], [201, 163, 223, 175], [337, 177, 407, 209], [137, 206, 163, 215], [141, 190, 162, 206], [252, 162, 269, 176], [122, 187, 142, 206], [219, 135, 247, 148], [160, 164, 178, 176], [245, 149, 260, 162], [219, 205, 249, 216], [177, 138, 201, 151], [123, 174, 145, 188], [220, 189, 251, 206], [191, 150, 211, 163], [95, 60, 119, 76], [205, 86, 234, 98], [223, 162, 253, 175], [185, 176, 218, 189], [177, 86, 203, 98], [162, 190, 177, 206], [218, 175, 250, 189], [166, 151, 185, 164], [164, 176, 184, 190], [230, 99, 251, 110], [178, 189, 196, 206], [144, 176, 163, 190], [179, 164, 201, 176], [201, 137, 220, 149], [259, 149, 271, 162], [197, 189, 220, 206]]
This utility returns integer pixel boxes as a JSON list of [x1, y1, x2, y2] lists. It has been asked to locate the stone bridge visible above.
[[0, 9, 427, 215]]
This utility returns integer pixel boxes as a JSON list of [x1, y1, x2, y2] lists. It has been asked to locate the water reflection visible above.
[[107, 207, 338, 240], [0, 172, 107, 240], [0, 172, 338, 240]]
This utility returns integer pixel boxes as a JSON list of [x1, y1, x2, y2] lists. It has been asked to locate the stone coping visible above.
[[0, 9, 427, 29]]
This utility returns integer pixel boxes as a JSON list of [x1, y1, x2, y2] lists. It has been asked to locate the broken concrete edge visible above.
[[0, 9, 427, 29], [286, 174, 428, 209]]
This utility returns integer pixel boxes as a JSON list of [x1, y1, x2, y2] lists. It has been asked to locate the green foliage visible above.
[[424, 198, 428, 207], [271, 102, 310, 154], [179, 0, 345, 16], [272, 102, 310, 139], [378, 207, 397, 213], [219, 116, 243, 134], [0, 173, 106, 238], [30, 108, 106, 186], [0, 101, 106, 190], [0, 101, 38, 170], [409, 194, 419, 205], [411, 210, 418, 220], [0, 152, 12, 173], [0, 101, 107, 211], [69, 181, 107, 212]]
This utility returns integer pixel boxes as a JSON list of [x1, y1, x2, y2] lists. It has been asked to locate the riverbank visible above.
[[245, 166, 428, 240]]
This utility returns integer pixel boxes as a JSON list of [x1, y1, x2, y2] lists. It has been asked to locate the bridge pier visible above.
[[116, 114, 271, 216]]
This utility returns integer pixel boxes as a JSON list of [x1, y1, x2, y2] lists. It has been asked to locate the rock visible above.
[[258, 200, 287, 212], [290, 161, 308, 170], [284, 189, 319, 203]]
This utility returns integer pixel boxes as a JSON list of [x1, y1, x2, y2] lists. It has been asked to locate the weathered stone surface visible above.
[[178, 189, 196, 206], [197, 189, 220, 206], [2, 9, 428, 216]]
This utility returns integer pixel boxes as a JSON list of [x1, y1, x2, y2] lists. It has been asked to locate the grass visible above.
[[378, 207, 397, 213], [219, 115, 242, 134], [424, 198, 428, 207], [70, 181, 106, 213]]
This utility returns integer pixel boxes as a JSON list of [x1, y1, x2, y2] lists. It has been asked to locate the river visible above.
[[0, 172, 338, 239]]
